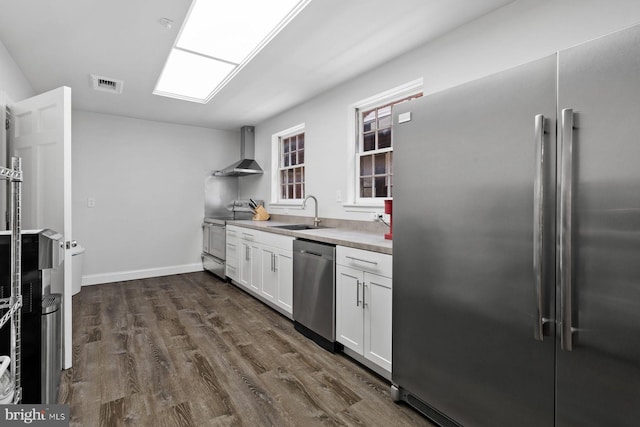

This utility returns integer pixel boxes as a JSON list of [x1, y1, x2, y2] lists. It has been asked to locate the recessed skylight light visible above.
[[154, 0, 311, 103], [153, 49, 235, 103]]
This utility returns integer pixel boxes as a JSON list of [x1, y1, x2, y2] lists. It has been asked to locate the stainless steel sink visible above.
[[268, 224, 329, 230]]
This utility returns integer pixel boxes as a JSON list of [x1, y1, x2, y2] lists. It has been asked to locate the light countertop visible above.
[[227, 219, 392, 255]]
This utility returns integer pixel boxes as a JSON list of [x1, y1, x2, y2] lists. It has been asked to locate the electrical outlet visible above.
[[372, 212, 380, 221], [87, 198, 96, 208]]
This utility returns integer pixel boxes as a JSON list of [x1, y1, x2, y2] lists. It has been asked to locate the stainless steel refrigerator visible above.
[[392, 24, 640, 427]]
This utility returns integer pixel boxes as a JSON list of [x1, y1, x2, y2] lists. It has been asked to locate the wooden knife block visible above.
[[253, 205, 270, 221]]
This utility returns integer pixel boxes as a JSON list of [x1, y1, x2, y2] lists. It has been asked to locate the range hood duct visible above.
[[214, 126, 263, 176]]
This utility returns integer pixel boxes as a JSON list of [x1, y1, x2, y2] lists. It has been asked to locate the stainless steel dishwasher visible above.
[[293, 239, 338, 352]]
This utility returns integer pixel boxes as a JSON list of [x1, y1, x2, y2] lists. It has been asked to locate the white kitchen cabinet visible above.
[[260, 246, 278, 301], [275, 251, 293, 313], [229, 226, 294, 317], [248, 244, 261, 293], [363, 272, 392, 371], [238, 228, 261, 292], [336, 246, 392, 374], [259, 232, 294, 314], [336, 265, 365, 353], [225, 225, 240, 281]]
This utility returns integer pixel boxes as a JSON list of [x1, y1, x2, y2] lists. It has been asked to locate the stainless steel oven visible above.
[[203, 220, 226, 259], [202, 199, 261, 279], [202, 218, 226, 279]]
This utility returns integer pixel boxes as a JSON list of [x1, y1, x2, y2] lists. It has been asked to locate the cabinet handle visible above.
[[363, 282, 368, 308], [346, 255, 378, 265], [356, 279, 361, 307], [245, 246, 250, 261], [273, 254, 278, 272]]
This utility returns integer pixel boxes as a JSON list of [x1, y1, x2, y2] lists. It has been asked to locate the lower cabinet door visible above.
[[249, 244, 261, 293], [239, 242, 251, 288], [336, 265, 364, 354], [276, 250, 293, 314], [226, 241, 239, 281], [260, 247, 277, 303], [364, 272, 392, 372]]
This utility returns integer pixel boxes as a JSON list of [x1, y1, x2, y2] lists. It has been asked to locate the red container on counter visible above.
[[384, 199, 393, 240]]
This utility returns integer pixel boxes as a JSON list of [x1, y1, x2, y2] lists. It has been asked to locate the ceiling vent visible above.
[[90, 74, 124, 94]]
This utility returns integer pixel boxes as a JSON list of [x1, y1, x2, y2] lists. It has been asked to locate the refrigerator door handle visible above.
[[533, 114, 546, 341], [560, 108, 574, 351]]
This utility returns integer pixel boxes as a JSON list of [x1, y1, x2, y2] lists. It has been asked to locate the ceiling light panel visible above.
[[153, 0, 311, 103], [177, 0, 303, 64], [153, 49, 235, 102]]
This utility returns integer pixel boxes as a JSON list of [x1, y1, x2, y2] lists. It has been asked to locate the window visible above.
[[356, 93, 422, 200], [279, 132, 305, 200], [271, 123, 306, 204]]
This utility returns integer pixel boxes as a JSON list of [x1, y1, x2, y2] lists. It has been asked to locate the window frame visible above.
[[270, 123, 306, 205], [344, 79, 423, 210], [357, 101, 395, 200]]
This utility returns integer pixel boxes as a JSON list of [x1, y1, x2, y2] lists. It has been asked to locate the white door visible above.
[[12, 87, 72, 369]]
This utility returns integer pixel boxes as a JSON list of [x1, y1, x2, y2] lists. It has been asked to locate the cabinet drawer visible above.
[[337, 246, 392, 278], [226, 225, 241, 239], [238, 228, 260, 242], [260, 232, 294, 251]]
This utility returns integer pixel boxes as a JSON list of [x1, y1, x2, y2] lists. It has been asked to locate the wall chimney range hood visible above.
[[214, 126, 263, 176]]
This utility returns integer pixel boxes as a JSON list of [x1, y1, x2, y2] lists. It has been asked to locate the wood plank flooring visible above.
[[58, 272, 434, 427]]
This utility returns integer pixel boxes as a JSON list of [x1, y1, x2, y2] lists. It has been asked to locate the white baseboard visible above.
[[81, 263, 204, 286]]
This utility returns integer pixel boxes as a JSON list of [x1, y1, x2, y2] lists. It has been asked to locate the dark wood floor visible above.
[[58, 272, 434, 426]]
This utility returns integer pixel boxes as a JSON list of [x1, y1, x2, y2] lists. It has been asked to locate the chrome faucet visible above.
[[302, 195, 320, 227]]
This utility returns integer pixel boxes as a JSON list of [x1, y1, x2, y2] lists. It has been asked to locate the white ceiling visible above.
[[0, 0, 514, 130]]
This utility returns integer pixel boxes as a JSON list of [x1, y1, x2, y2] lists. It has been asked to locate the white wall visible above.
[[0, 38, 33, 102], [244, 0, 640, 221], [73, 111, 239, 284]]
